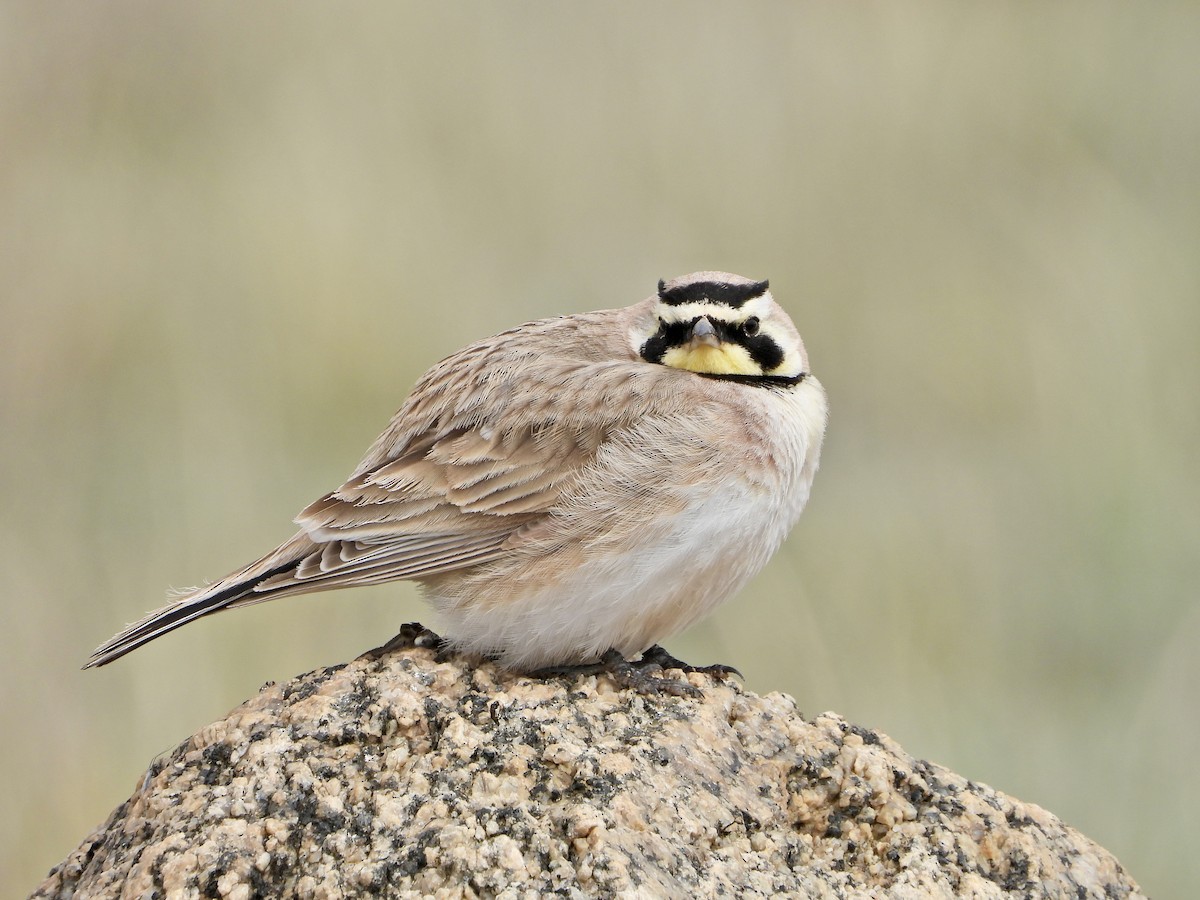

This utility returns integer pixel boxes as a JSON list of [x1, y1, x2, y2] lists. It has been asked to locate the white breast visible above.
[[429, 376, 827, 669]]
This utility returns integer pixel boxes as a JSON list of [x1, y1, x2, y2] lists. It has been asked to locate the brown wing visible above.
[[265, 419, 609, 592], [275, 311, 650, 589]]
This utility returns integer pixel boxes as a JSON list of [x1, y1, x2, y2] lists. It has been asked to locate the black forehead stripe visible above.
[[657, 278, 769, 308]]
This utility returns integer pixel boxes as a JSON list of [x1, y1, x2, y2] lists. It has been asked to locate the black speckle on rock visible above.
[[907, 782, 933, 806], [569, 773, 620, 803], [621, 727, 648, 744], [1006, 809, 1036, 828], [849, 725, 881, 745], [473, 746, 504, 774], [785, 752, 836, 790], [248, 726, 272, 742], [423, 697, 446, 749], [404, 794, 428, 818], [334, 678, 378, 719], [200, 848, 238, 897], [199, 742, 233, 786], [477, 805, 526, 837], [397, 828, 439, 877], [290, 786, 349, 842], [938, 794, 967, 818], [520, 720, 547, 752], [823, 813, 843, 838], [460, 692, 493, 723], [1000, 849, 1033, 892], [248, 855, 289, 896], [147, 833, 169, 895], [351, 809, 374, 838], [282, 668, 335, 702]]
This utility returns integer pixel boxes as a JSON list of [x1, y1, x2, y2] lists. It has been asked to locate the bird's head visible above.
[[635, 271, 808, 384]]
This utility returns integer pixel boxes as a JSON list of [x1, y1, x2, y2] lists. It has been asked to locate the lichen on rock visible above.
[[33, 638, 1145, 899]]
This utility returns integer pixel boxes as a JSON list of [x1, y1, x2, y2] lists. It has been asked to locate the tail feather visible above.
[[83, 559, 300, 669], [83, 526, 512, 668]]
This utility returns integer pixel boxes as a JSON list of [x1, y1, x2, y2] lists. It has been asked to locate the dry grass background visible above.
[[3, 4, 1197, 896]]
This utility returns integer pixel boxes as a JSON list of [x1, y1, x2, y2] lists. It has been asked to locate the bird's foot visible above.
[[530, 648, 703, 698], [633, 644, 743, 681], [364, 622, 447, 660]]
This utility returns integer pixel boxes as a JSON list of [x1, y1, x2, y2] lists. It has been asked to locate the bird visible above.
[[85, 271, 828, 691]]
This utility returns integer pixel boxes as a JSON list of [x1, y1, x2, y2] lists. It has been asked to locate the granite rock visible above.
[[34, 638, 1145, 899]]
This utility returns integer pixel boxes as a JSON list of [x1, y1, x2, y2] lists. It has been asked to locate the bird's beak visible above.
[[688, 316, 721, 348]]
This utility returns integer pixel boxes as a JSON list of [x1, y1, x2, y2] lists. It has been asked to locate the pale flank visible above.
[[85, 272, 827, 670]]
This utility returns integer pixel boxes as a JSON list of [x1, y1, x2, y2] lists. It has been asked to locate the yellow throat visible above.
[[661, 342, 759, 376]]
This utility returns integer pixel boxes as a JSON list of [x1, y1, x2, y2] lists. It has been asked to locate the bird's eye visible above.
[[742, 317, 761, 336]]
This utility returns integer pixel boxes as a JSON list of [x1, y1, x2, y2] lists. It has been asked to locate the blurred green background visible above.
[[3, 3, 1197, 896]]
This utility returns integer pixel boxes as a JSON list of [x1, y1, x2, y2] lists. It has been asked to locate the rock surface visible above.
[[34, 637, 1144, 899]]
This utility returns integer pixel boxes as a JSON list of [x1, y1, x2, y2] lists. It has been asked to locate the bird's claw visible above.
[[363, 622, 447, 660], [634, 644, 743, 681], [530, 648, 704, 698]]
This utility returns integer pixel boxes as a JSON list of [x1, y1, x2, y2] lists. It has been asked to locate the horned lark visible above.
[[86, 272, 827, 683]]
